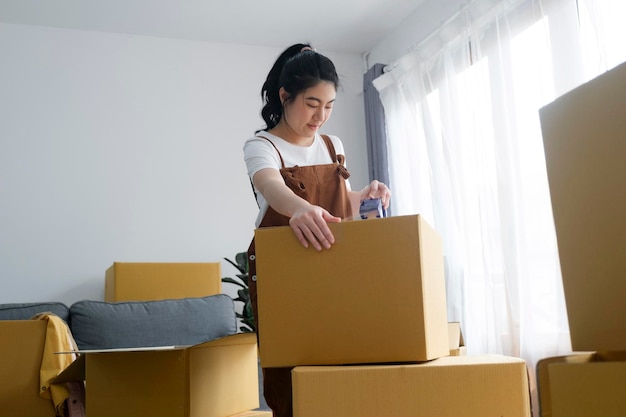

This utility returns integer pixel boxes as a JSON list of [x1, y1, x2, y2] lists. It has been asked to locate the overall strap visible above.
[[320, 134, 339, 163], [256, 135, 286, 169], [321, 134, 349, 178]]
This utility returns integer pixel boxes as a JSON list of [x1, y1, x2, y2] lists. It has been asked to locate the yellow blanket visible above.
[[33, 312, 78, 416]]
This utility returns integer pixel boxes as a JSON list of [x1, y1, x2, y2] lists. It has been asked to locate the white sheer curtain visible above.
[[372, 0, 625, 409]]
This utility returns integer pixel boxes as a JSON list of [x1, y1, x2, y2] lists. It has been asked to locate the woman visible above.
[[244, 43, 391, 417]]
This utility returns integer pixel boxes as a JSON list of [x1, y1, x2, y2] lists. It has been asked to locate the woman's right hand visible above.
[[289, 204, 341, 251]]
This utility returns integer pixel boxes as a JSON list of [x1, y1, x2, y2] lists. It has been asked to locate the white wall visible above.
[[0, 23, 367, 305]]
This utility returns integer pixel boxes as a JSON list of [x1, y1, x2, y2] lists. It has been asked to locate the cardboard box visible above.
[[292, 355, 531, 417], [0, 320, 57, 416], [540, 61, 626, 352], [105, 262, 222, 302], [538, 61, 626, 417], [229, 412, 272, 417], [54, 333, 259, 417], [254, 214, 449, 367], [537, 352, 626, 417], [448, 322, 466, 356]]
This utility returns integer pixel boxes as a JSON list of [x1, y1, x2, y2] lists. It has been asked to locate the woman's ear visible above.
[[279, 87, 290, 105]]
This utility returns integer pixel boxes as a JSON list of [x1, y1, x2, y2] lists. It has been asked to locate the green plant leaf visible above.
[[223, 257, 244, 275], [221, 277, 246, 288], [239, 324, 254, 333], [235, 252, 249, 273], [237, 288, 249, 301]]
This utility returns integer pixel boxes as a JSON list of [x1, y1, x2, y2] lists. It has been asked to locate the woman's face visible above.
[[281, 81, 336, 140]]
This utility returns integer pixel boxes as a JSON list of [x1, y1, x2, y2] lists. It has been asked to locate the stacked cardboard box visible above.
[[538, 61, 626, 417], [448, 321, 466, 356], [292, 355, 529, 417], [255, 214, 531, 417], [55, 262, 262, 417], [255, 215, 449, 366], [105, 261, 222, 301]]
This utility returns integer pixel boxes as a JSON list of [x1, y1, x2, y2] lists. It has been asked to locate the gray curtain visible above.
[[363, 63, 390, 207]]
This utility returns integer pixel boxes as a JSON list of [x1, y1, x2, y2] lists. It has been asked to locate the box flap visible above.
[[51, 354, 86, 383], [548, 357, 626, 417], [228, 412, 272, 417], [56, 345, 183, 354], [540, 61, 626, 351], [192, 332, 257, 350], [55, 333, 256, 355], [536, 353, 595, 417], [0, 320, 58, 416]]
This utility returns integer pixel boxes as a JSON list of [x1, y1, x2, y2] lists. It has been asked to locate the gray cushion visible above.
[[0, 302, 70, 323], [70, 294, 237, 350]]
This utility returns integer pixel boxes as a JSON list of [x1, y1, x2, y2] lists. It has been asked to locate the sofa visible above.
[[0, 294, 245, 416]]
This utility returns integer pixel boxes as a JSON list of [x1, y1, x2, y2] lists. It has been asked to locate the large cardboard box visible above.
[[538, 61, 626, 416], [537, 352, 626, 417], [254, 214, 449, 367], [292, 355, 531, 417], [54, 333, 259, 417], [540, 61, 626, 352], [105, 262, 222, 302], [0, 320, 57, 416]]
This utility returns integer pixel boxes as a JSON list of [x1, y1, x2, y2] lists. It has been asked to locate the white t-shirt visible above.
[[243, 131, 351, 226]]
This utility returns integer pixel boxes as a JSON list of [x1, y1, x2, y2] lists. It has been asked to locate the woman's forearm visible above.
[[253, 168, 312, 218]]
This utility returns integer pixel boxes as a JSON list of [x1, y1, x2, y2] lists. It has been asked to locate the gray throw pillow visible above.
[[69, 294, 237, 350], [0, 302, 71, 323]]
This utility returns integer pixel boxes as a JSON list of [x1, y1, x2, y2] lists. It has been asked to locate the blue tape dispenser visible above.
[[359, 198, 387, 220]]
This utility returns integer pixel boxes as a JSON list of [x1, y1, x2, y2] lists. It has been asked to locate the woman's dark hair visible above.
[[258, 43, 340, 132]]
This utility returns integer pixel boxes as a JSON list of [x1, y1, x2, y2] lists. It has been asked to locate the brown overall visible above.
[[247, 134, 352, 417]]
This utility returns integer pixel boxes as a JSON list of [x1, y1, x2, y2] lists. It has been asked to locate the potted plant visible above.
[[222, 252, 255, 333]]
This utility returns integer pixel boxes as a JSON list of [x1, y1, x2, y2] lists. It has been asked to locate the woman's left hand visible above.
[[360, 180, 391, 209]]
